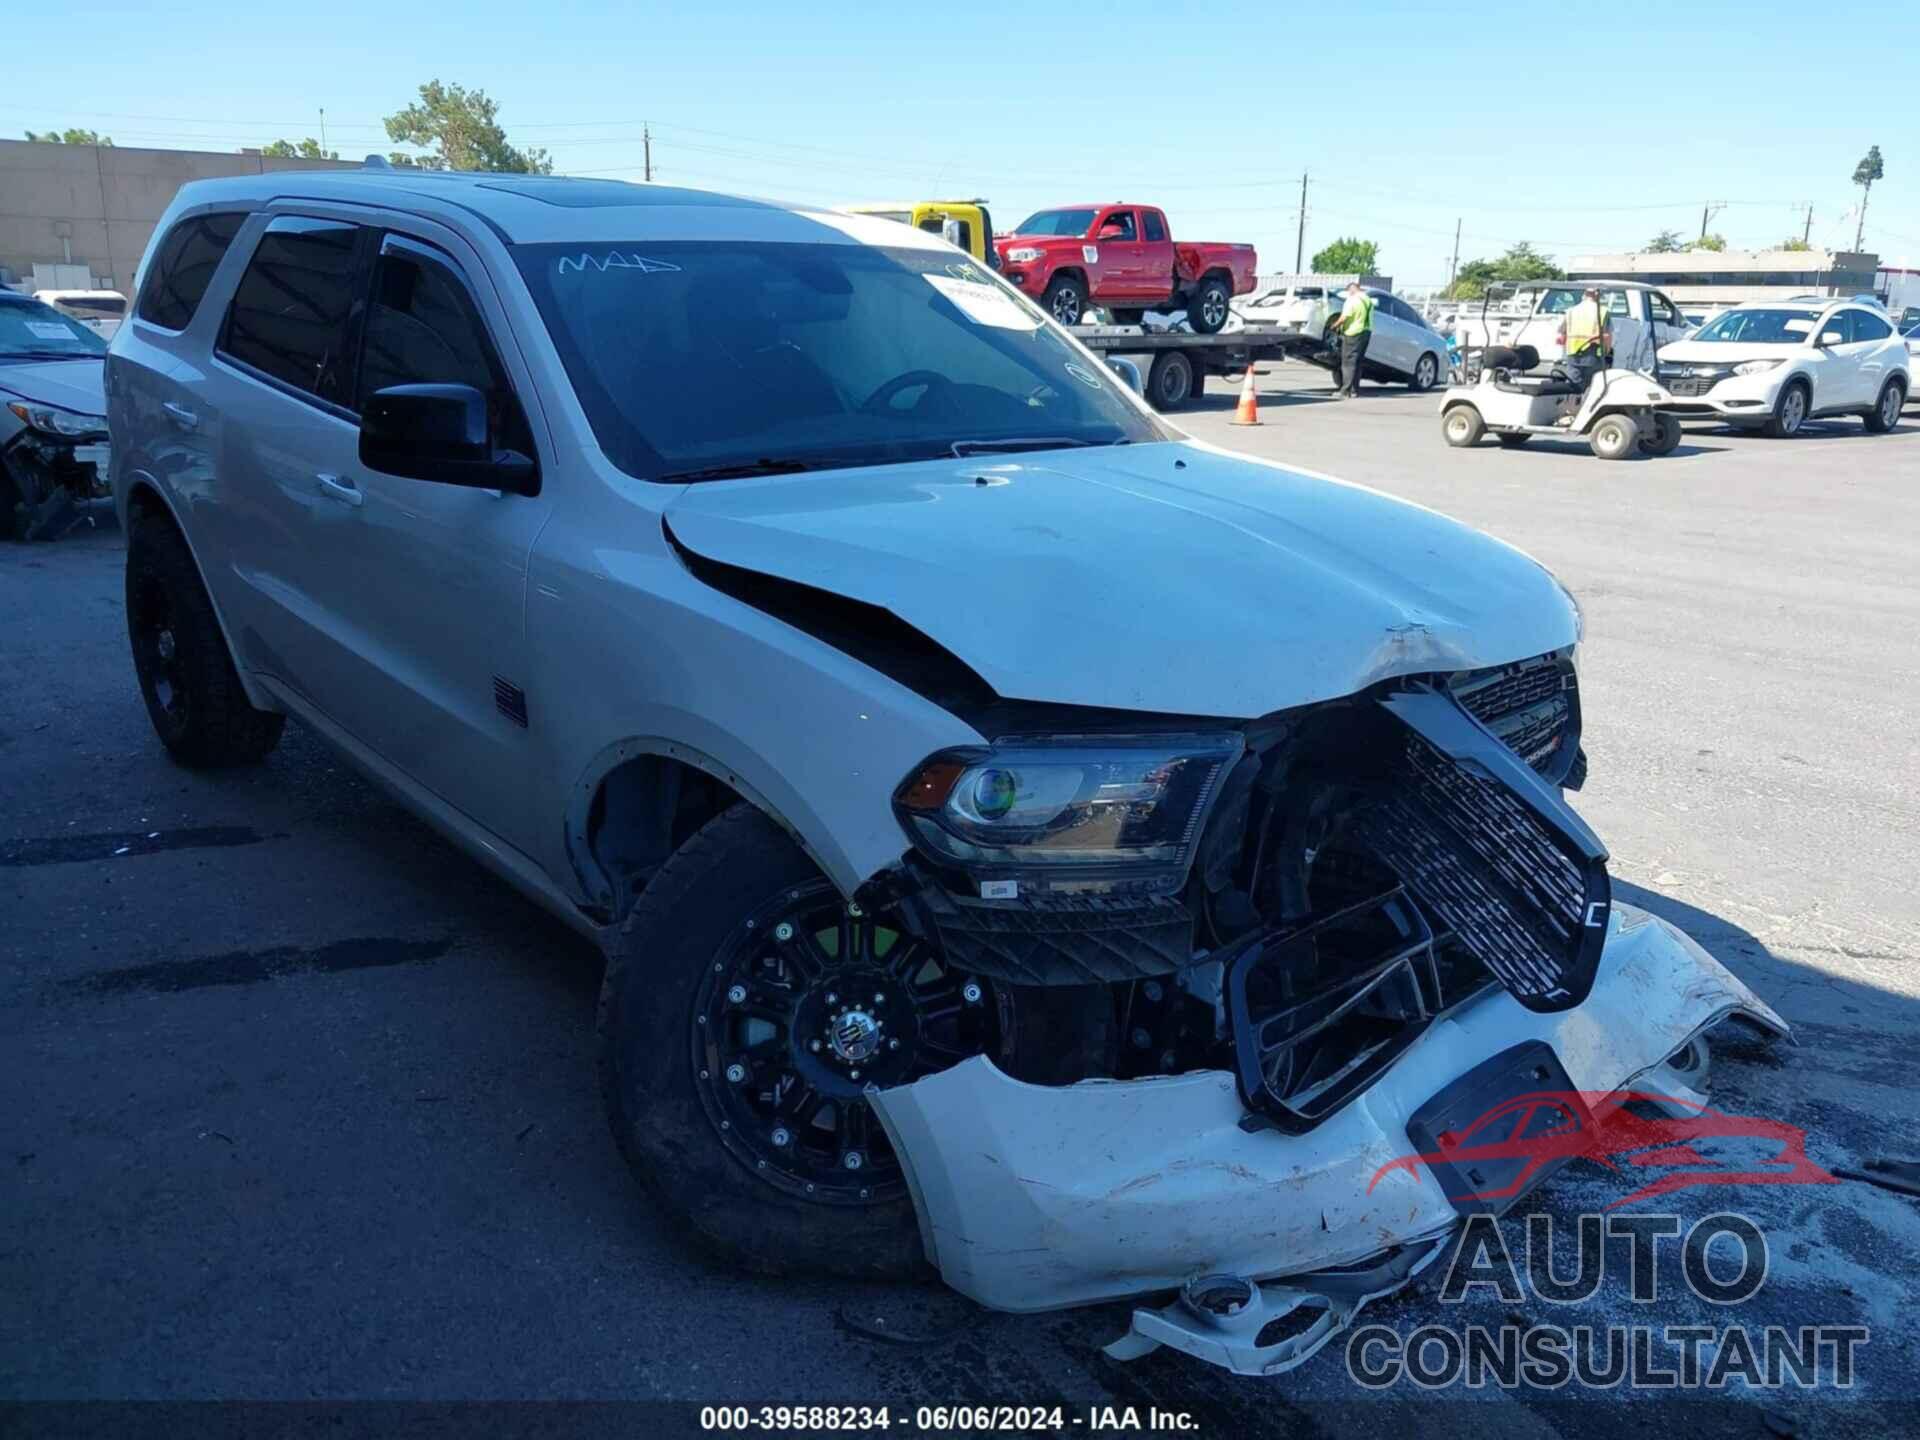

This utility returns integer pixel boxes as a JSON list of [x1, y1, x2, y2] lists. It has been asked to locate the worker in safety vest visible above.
[[1560, 286, 1611, 385], [1332, 281, 1375, 398]]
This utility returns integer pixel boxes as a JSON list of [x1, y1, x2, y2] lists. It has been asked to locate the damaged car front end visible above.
[[0, 291, 112, 541], [857, 644, 1782, 1358]]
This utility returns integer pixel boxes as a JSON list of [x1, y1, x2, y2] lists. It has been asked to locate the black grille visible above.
[[1449, 652, 1577, 783], [1667, 378, 1715, 397], [1357, 690, 1610, 1014], [493, 676, 528, 728]]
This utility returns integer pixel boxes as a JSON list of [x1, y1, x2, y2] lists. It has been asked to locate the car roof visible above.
[[163, 167, 955, 251], [1527, 279, 1663, 292]]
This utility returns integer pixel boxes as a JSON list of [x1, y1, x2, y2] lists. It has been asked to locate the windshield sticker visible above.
[[925, 273, 1040, 331], [555, 252, 683, 276], [24, 321, 79, 341], [1783, 318, 1814, 334], [1082, 245, 1099, 265], [1064, 363, 1104, 391]]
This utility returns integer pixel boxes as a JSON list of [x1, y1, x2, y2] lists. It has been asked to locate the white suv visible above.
[[106, 169, 1780, 1365], [1655, 298, 1909, 436]]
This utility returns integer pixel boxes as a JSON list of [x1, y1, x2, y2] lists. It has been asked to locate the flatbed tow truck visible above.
[[1069, 322, 1323, 411]]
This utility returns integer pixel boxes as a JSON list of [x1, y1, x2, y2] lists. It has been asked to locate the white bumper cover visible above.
[[869, 905, 1785, 1316]]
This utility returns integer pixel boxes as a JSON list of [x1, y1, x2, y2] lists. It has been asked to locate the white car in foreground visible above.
[[109, 168, 1784, 1379], [1656, 298, 1909, 436]]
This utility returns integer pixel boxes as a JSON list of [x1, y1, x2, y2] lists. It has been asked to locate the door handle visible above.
[[162, 401, 198, 431], [315, 473, 363, 508]]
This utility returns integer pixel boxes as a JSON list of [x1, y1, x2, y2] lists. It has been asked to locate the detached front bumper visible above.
[[870, 905, 1784, 1319]]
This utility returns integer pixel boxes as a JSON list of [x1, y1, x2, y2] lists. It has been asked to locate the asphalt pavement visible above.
[[4, 368, 1917, 1437]]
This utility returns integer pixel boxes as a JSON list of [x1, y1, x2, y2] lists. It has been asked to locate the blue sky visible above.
[[10, 0, 1917, 286]]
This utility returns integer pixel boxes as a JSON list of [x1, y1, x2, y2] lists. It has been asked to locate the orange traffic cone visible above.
[[1230, 367, 1261, 426]]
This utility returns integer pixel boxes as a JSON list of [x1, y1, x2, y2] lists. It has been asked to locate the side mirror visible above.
[[940, 218, 964, 249], [1816, 329, 1845, 348], [1098, 225, 1126, 240], [1105, 357, 1144, 395], [359, 383, 538, 495]]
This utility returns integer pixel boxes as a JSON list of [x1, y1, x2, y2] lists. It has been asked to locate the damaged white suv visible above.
[[109, 170, 1783, 1376]]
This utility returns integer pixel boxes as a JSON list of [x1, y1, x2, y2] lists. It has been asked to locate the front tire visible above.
[[1442, 405, 1484, 447], [1188, 276, 1232, 334], [1041, 274, 1086, 326], [599, 805, 1007, 1279], [125, 511, 285, 767], [1765, 380, 1810, 438], [1639, 413, 1683, 455], [1863, 377, 1905, 433], [1409, 352, 1441, 392]]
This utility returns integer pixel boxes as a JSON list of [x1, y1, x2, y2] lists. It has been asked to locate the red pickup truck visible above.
[[993, 205, 1258, 332]]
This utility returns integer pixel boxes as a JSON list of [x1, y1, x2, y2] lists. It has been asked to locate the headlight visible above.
[[1732, 359, 1784, 376], [1005, 247, 1043, 263], [895, 734, 1243, 890], [6, 399, 108, 441]]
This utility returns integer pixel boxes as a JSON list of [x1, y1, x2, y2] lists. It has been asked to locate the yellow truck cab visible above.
[[841, 201, 1000, 268]]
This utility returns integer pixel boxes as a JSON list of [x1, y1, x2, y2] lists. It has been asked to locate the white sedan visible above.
[[1237, 287, 1450, 392]]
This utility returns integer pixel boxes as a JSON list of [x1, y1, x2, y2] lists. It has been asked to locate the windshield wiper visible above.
[[950, 436, 1126, 457]]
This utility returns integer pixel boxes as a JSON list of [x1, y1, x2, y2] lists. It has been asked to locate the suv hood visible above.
[[665, 443, 1578, 718], [0, 359, 107, 417], [1657, 339, 1804, 364]]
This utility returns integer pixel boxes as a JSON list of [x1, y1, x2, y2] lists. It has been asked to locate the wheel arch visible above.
[[564, 735, 870, 926]]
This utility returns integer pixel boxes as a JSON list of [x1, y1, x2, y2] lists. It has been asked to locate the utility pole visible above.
[[1294, 171, 1308, 274], [643, 125, 652, 182], [319, 107, 327, 156], [1698, 200, 1724, 243], [1448, 217, 1461, 291], [1803, 203, 1813, 246]]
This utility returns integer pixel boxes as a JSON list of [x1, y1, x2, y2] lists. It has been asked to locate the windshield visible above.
[[514, 241, 1165, 481], [1691, 308, 1819, 344], [1011, 209, 1096, 237], [51, 295, 126, 320], [0, 298, 109, 359]]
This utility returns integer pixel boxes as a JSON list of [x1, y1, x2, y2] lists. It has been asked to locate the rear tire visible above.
[[1589, 413, 1639, 460], [1042, 274, 1086, 326], [125, 510, 285, 767], [1146, 351, 1195, 410], [1409, 352, 1441, 392], [1189, 276, 1232, 334], [1442, 405, 1484, 447], [0, 464, 24, 542], [1764, 379, 1810, 438], [1863, 378, 1905, 433]]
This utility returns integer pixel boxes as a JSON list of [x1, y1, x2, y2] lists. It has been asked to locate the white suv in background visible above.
[[1655, 299, 1909, 437]]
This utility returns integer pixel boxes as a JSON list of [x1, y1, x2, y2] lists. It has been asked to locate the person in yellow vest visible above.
[[1332, 281, 1375, 398], [1560, 286, 1612, 386]]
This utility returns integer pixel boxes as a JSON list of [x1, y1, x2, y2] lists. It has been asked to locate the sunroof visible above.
[[474, 178, 780, 210]]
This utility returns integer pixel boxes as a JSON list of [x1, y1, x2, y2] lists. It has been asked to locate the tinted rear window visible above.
[[219, 217, 363, 407], [137, 212, 247, 330]]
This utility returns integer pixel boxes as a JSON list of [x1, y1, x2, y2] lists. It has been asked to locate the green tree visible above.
[[1777, 237, 1813, 252], [1442, 242, 1564, 300], [262, 137, 339, 160], [1310, 236, 1379, 274], [1643, 229, 1684, 253], [1851, 144, 1883, 250], [25, 127, 112, 145], [1696, 233, 1727, 252], [383, 81, 552, 173]]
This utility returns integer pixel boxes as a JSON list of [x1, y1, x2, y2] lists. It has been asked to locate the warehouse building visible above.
[[1565, 247, 1880, 307], [0, 138, 357, 297]]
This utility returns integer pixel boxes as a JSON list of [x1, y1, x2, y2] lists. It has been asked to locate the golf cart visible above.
[[1439, 283, 1683, 459]]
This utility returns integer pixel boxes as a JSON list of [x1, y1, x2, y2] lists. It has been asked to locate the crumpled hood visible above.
[[665, 442, 1578, 717], [0, 359, 107, 419]]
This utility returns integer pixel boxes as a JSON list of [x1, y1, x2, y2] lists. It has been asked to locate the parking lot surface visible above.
[[6, 364, 1918, 1435]]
